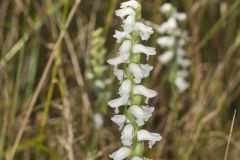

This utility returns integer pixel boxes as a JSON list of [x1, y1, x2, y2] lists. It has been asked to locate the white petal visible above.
[[119, 79, 131, 96], [113, 30, 131, 43], [175, 76, 189, 93], [157, 18, 178, 34], [108, 95, 129, 113], [116, 7, 136, 19], [139, 64, 153, 78], [123, 15, 136, 33], [137, 129, 162, 149], [129, 105, 145, 126], [114, 68, 124, 82], [133, 44, 156, 60], [157, 36, 175, 48], [121, 124, 134, 146], [107, 56, 126, 66], [134, 22, 153, 40], [177, 57, 191, 68], [93, 113, 104, 129], [133, 85, 157, 99], [119, 40, 131, 58], [160, 3, 173, 14], [141, 105, 154, 122], [158, 50, 174, 64], [121, 0, 139, 9], [109, 147, 131, 160], [128, 63, 144, 84], [128, 64, 153, 83], [174, 12, 187, 22], [111, 115, 126, 130]]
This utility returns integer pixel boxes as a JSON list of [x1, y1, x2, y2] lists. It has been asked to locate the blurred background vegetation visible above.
[[0, 0, 240, 159]]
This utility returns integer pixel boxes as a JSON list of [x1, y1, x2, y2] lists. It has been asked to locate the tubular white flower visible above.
[[157, 17, 178, 34], [121, 0, 139, 9], [160, 3, 173, 14], [123, 15, 136, 33], [158, 50, 174, 64], [108, 95, 129, 113], [175, 75, 189, 93], [110, 147, 131, 160], [129, 105, 154, 126], [121, 124, 134, 146], [157, 36, 175, 48], [119, 79, 131, 96], [137, 129, 162, 149], [140, 64, 153, 78], [116, 7, 136, 19], [93, 113, 104, 129], [119, 40, 132, 57], [129, 105, 145, 126], [128, 63, 144, 84], [114, 30, 131, 43], [108, 56, 126, 66], [133, 44, 156, 60], [133, 85, 157, 99], [111, 115, 127, 130], [134, 22, 153, 40], [114, 68, 124, 82], [141, 105, 154, 122], [128, 64, 153, 84]]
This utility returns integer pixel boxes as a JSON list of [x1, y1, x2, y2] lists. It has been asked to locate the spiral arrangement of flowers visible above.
[[157, 3, 191, 93], [107, 1, 161, 159]]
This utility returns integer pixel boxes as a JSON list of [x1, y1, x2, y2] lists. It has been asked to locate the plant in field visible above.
[[107, 1, 161, 159], [157, 3, 191, 93]]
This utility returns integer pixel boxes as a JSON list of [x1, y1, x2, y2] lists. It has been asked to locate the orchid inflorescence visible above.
[[107, 0, 161, 159], [157, 3, 191, 93]]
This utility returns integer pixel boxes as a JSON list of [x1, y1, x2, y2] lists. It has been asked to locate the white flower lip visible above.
[[108, 95, 129, 113], [134, 22, 153, 40], [137, 129, 162, 148], [133, 44, 156, 59], [109, 147, 131, 160], [118, 79, 131, 96], [119, 40, 132, 56], [113, 30, 131, 43], [111, 115, 126, 130], [121, 124, 134, 146], [133, 85, 157, 99], [128, 63, 144, 84]]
